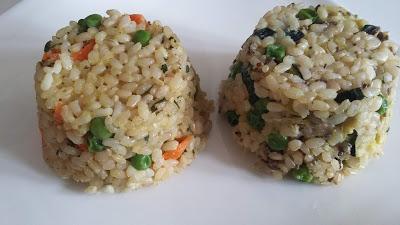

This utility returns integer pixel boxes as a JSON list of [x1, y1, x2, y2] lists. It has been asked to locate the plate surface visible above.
[[0, 0, 399, 224]]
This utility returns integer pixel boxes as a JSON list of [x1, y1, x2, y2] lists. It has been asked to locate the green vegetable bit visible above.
[[265, 44, 286, 62], [78, 19, 88, 33], [44, 41, 52, 52], [296, 8, 319, 22], [88, 135, 104, 152], [90, 117, 113, 140], [229, 61, 243, 79], [241, 68, 259, 104], [226, 110, 239, 127], [130, 154, 152, 170], [267, 132, 288, 151], [161, 64, 168, 73], [291, 165, 313, 183], [253, 98, 269, 114], [376, 95, 388, 115], [133, 30, 151, 46], [84, 14, 102, 28], [247, 110, 265, 131]]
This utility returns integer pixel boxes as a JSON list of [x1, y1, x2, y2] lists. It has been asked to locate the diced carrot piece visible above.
[[42, 49, 60, 61], [54, 101, 63, 125], [77, 143, 88, 152], [71, 39, 95, 61], [163, 135, 193, 160], [129, 14, 145, 24]]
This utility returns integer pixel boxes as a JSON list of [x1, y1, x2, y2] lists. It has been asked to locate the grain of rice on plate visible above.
[[34, 10, 213, 193], [219, 4, 399, 184]]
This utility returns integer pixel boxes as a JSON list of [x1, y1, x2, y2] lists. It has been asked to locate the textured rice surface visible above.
[[34, 10, 213, 193], [219, 4, 399, 184]]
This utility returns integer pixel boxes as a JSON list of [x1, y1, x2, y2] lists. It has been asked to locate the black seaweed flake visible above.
[[362, 24, 380, 35], [348, 130, 358, 157], [241, 66, 259, 104], [285, 30, 304, 43], [253, 27, 276, 39], [335, 88, 364, 103], [144, 135, 149, 142], [186, 65, 190, 73]]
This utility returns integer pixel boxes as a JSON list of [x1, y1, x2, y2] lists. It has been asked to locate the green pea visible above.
[[253, 98, 268, 114], [267, 132, 288, 151], [291, 165, 313, 183], [247, 110, 265, 131], [130, 154, 152, 170], [88, 135, 104, 152], [296, 8, 319, 22], [226, 110, 239, 126], [229, 61, 243, 79], [265, 44, 286, 62], [377, 95, 388, 115], [133, 30, 151, 46], [89, 117, 113, 140], [84, 14, 102, 28], [78, 19, 88, 33]]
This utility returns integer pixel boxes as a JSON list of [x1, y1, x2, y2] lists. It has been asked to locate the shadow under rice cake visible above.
[[34, 10, 213, 193], [219, 4, 398, 184]]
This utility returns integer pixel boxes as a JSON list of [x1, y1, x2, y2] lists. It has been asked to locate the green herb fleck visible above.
[[173, 100, 180, 109], [150, 98, 166, 112], [296, 8, 319, 23], [161, 64, 168, 73]]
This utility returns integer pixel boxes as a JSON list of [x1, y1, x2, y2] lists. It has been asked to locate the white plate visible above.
[[0, 0, 399, 224]]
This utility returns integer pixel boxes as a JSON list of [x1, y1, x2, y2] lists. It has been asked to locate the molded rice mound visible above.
[[34, 10, 213, 193], [219, 4, 399, 184]]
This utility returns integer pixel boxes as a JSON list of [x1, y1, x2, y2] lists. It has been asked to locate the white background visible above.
[[0, 0, 399, 224]]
